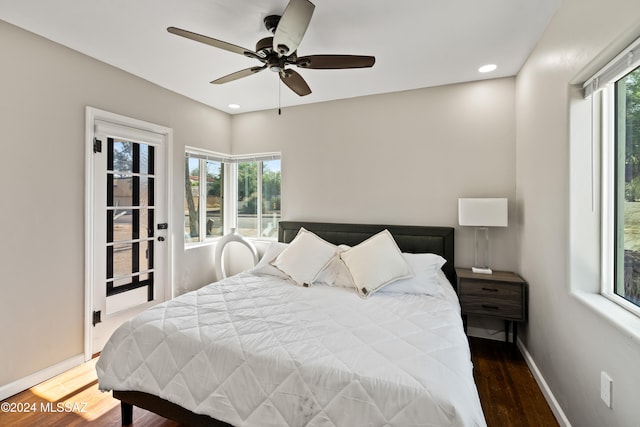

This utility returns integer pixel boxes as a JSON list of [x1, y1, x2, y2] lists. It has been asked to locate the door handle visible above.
[[158, 236, 165, 242]]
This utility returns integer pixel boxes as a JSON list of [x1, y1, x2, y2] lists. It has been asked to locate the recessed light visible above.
[[478, 64, 497, 73], [228, 104, 240, 109]]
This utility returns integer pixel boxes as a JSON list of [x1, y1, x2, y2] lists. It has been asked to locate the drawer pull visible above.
[[482, 304, 500, 310], [481, 287, 499, 292]]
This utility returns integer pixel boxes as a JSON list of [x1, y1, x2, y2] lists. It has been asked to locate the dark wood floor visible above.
[[469, 337, 558, 427], [1, 337, 558, 426]]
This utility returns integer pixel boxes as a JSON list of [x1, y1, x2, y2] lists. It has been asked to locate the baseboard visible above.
[[517, 339, 572, 427], [0, 354, 85, 401]]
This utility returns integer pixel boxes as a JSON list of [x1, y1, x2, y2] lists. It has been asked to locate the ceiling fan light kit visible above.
[[167, 0, 375, 99]]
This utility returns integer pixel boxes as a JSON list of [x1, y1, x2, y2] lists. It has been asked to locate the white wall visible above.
[[0, 20, 230, 388], [516, 1, 640, 426], [232, 79, 518, 273]]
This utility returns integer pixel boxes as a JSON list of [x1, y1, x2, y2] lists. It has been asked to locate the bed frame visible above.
[[113, 221, 455, 426]]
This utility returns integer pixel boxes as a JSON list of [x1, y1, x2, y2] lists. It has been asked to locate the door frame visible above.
[[84, 107, 173, 361]]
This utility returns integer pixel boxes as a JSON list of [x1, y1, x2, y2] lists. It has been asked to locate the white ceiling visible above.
[[0, 0, 560, 114]]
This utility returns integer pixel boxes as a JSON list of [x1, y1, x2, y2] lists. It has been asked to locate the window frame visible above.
[[184, 154, 224, 244], [235, 158, 282, 239], [598, 62, 640, 318], [184, 148, 281, 247]]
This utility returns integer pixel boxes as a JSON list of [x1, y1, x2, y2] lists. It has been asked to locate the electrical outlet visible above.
[[600, 371, 613, 408]]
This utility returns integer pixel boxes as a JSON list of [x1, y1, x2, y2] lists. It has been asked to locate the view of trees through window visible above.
[[184, 157, 224, 242], [237, 159, 281, 237], [184, 157, 200, 242], [618, 65, 640, 306], [184, 155, 280, 243]]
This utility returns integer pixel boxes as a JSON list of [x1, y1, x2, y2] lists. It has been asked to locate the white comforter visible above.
[[97, 272, 486, 427]]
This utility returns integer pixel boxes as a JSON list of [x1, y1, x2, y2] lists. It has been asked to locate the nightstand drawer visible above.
[[459, 280, 524, 320]]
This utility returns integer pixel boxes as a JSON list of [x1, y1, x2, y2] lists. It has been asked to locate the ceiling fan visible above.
[[167, 0, 375, 97]]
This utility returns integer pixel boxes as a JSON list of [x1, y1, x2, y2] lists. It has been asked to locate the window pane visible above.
[[111, 175, 133, 207], [138, 240, 151, 271], [238, 162, 258, 237], [139, 176, 150, 207], [139, 143, 154, 175], [112, 141, 133, 173], [112, 243, 133, 277], [262, 159, 281, 237], [616, 66, 640, 307], [184, 157, 200, 242], [206, 161, 223, 238], [111, 209, 132, 243]]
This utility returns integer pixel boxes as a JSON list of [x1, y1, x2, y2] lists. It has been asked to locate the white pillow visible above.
[[250, 242, 291, 279], [256, 242, 288, 267], [272, 228, 337, 286], [378, 252, 447, 296], [314, 245, 354, 288], [340, 230, 413, 298]]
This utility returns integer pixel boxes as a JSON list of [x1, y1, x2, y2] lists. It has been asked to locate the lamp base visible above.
[[472, 267, 493, 274]]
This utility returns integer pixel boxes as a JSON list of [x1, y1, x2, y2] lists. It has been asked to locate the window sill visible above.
[[249, 237, 278, 244], [571, 291, 640, 344], [184, 240, 218, 250], [185, 236, 277, 251]]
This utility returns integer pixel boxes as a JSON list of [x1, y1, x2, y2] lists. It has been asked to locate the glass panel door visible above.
[[88, 110, 170, 357], [105, 138, 156, 314]]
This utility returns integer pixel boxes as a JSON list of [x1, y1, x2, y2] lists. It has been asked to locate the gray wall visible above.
[[0, 20, 230, 387], [231, 79, 518, 273], [516, 0, 640, 426]]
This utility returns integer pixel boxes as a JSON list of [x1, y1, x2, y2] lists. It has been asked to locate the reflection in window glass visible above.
[[616, 66, 640, 308]]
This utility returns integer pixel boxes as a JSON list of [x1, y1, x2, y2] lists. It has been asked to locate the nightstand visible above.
[[455, 268, 527, 345]]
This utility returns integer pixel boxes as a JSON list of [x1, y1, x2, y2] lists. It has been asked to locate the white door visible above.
[[86, 110, 171, 356]]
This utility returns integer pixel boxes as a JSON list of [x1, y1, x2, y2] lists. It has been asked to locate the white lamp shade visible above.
[[458, 198, 508, 227]]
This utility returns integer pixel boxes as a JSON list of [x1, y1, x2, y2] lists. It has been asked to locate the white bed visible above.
[[96, 221, 487, 427]]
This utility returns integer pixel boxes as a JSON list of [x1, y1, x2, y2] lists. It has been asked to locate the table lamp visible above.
[[458, 198, 508, 274]]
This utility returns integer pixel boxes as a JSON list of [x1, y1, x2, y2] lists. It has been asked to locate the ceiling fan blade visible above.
[[273, 0, 315, 57], [211, 66, 266, 84], [280, 69, 312, 96], [167, 27, 256, 57], [296, 55, 376, 69]]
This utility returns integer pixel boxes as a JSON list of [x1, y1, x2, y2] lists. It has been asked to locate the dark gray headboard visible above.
[[278, 221, 456, 285]]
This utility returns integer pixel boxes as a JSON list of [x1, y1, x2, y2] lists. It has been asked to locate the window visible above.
[[614, 66, 640, 308], [184, 150, 280, 244], [586, 36, 640, 315], [184, 153, 224, 243], [236, 158, 281, 238]]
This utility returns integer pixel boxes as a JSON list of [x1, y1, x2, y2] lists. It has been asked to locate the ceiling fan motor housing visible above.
[[264, 15, 290, 55], [264, 15, 281, 33], [256, 37, 273, 57]]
